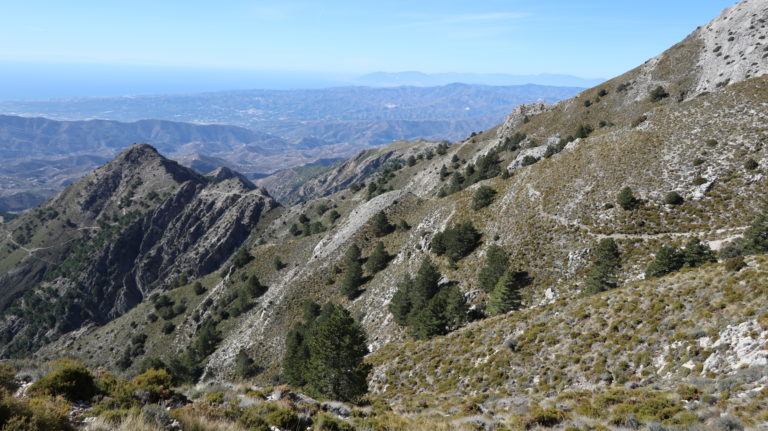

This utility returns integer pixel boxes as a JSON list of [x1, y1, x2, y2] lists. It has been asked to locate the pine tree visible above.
[[409, 298, 446, 340], [478, 245, 508, 293], [341, 260, 363, 299], [371, 211, 393, 237], [681, 237, 716, 268], [344, 244, 361, 264], [302, 300, 321, 321], [235, 349, 258, 378], [409, 258, 441, 308], [282, 323, 309, 386], [472, 185, 497, 210], [431, 222, 482, 262], [305, 304, 370, 401], [488, 270, 526, 315], [448, 171, 465, 194], [583, 238, 621, 295], [232, 247, 253, 268], [246, 275, 266, 296], [388, 276, 413, 325], [439, 164, 449, 180], [645, 245, 683, 279], [437, 285, 467, 331], [365, 241, 390, 274], [742, 206, 768, 255], [192, 321, 221, 357]]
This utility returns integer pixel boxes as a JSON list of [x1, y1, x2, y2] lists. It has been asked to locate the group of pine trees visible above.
[[388, 258, 467, 339], [340, 212, 394, 298], [477, 246, 529, 315], [437, 150, 504, 197], [645, 238, 717, 279], [431, 222, 482, 262], [282, 302, 370, 401]]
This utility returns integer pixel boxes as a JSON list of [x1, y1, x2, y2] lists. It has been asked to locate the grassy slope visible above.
[[369, 255, 768, 425]]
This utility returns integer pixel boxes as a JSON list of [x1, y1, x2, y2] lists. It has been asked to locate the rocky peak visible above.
[[692, 0, 768, 93], [497, 101, 553, 139], [206, 166, 257, 190], [113, 143, 162, 164]]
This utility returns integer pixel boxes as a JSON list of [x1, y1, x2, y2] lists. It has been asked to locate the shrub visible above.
[[266, 408, 301, 429], [274, 257, 286, 271], [617, 187, 639, 210], [232, 247, 253, 268], [706, 139, 719, 147], [693, 176, 708, 186], [28, 360, 99, 402], [631, 115, 648, 128], [162, 322, 175, 334], [745, 158, 759, 170], [0, 364, 18, 393], [664, 192, 684, 205], [521, 155, 538, 166], [649, 86, 669, 102], [0, 394, 73, 431], [313, 413, 355, 430], [724, 256, 746, 272], [472, 186, 497, 210], [715, 416, 744, 431], [523, 407, 568, 428], [575, 124, 594, 139], [238, 407, 270, 431], [130, 369, 173, 398], [192, 282, 205, 295]]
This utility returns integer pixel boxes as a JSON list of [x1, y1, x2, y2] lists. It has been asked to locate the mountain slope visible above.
[[0, 144, 278, 356], [2, 1, 768, 429]]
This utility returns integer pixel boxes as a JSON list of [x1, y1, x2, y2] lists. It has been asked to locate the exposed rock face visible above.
[[83, 173, 277, 319], [497, 102, 553, 139], [692, 0, 768, 94], [281, 141, 442, 202], [0, 144, 278, 351]]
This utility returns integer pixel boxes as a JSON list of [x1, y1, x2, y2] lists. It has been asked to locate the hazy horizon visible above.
[[0, 0, 737, 100]]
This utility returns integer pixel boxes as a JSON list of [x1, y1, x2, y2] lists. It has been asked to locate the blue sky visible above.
[[0, 0, 737, 92]]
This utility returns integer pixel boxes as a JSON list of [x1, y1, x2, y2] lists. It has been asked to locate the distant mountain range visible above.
[[352, 71, 605, 88], [0, 63, 600, 100], [0, 83, 583, 210]]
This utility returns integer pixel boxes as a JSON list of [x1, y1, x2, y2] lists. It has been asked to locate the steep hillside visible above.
[[34, 0, 768, 378], [0, 144, 278, 357]]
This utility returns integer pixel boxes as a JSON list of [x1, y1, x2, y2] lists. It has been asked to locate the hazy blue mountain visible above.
[[0, 83, 582, 126], [353, 71, 605, 88]]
